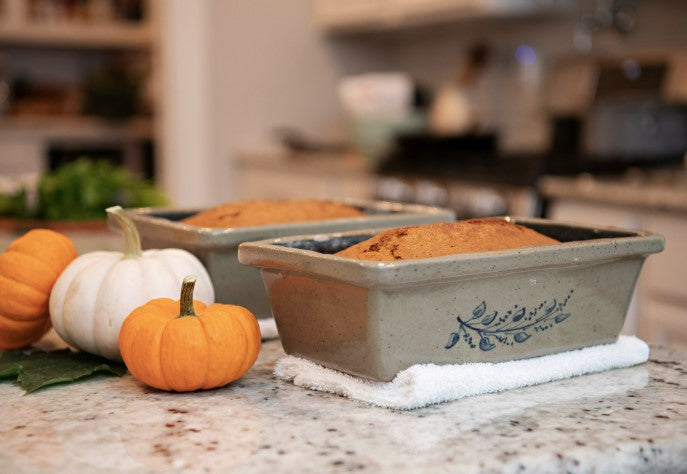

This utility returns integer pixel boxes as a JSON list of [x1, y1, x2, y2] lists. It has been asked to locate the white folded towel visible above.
[[258, 318, 279, 340], [274, 335, 649, 410]]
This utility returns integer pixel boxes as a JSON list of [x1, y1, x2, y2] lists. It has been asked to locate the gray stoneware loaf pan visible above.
[[125, 200, 455, 318], [237, 217, 664, 381]]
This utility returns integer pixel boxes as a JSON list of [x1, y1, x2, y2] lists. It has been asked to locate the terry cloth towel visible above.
[[274, 335, 649, 410], [258, 318, 279, 340]]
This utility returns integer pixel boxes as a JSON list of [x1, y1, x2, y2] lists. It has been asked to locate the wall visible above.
[[161, 0, 687, 206], [207, 0, 391, 203], [158, 0, 215, 207]]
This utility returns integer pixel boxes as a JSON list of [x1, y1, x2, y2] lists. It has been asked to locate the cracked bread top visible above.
[[181, 199, 365, 228], [335, 218, 559, 261]]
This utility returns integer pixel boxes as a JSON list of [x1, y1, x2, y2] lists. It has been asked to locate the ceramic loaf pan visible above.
[[238, 217, 664, 381], [125, 200, 455, 318]]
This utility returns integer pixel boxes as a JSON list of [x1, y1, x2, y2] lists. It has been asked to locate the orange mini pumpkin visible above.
[[119, 275, 261, 392], [0, 229, 77, 349]]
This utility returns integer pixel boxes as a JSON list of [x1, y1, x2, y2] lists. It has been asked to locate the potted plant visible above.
[[0, 158, 168, 232]]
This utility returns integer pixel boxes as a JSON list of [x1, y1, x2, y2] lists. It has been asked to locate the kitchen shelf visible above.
[[314, 0, 575, 34], [0, 22, 152, 49], [0, 115, 154, 141]]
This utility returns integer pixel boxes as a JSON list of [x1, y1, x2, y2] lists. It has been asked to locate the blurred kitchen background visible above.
[[0, 0, 686, 348]]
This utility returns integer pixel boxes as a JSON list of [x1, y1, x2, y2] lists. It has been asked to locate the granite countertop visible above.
[[1, 337, 686, 474]]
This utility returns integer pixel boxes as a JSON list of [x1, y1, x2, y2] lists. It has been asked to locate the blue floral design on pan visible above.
[[445, 289, 574, 351]]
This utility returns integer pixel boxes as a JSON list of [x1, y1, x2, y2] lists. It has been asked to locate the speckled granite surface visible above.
[[1, 338, 686, 473]]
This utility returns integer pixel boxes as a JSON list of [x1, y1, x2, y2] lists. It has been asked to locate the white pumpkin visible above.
[[49, 206, 214, 361]]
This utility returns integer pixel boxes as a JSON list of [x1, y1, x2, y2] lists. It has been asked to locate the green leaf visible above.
[[30, 158, 169, 221], [0, 349, 127, 394]]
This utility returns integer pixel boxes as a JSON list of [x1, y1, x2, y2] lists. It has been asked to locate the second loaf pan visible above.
[[126, 199, 455, 318]]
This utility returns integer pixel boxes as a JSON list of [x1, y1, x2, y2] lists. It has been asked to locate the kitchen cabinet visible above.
[[0, 0, 158, 179], [236, 166, 375, 200], [640, 298, 687, 352], [638, 212, 687, 350], [0, 0, 153, 48], [541, 178, 687, 351], [232, 151, 541, 217], [314, 0, 574, 33], [0, 226, 121, 255], [313, 0, 385, 32], [233, 152, 378, 201]]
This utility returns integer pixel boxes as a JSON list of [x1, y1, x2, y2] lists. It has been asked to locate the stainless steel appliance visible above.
[[584, 62, 687, 161]]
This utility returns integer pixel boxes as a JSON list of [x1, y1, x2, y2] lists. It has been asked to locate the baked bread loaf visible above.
[[181, 199, 365, 228], [335, 218, 558, 261]]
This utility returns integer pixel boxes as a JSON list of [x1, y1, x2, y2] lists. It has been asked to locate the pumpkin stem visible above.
[[106, 206, 142, 259], [178, 275, 198, 318]]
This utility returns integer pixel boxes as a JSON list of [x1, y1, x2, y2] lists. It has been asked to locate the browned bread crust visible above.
[[335, 218, 558, 261], [181, 199, 365, 228]]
